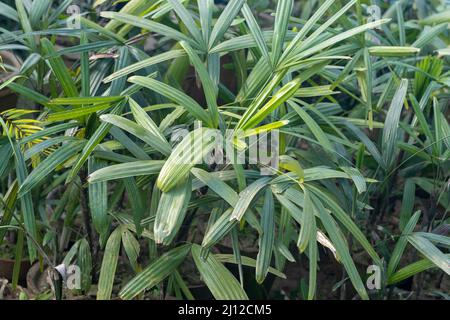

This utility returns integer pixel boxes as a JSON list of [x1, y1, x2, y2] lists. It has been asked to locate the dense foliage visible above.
[[0, 0, 449, 300]]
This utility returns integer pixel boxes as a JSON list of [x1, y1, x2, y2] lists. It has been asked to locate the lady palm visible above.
[[0, 0, 448, 300]]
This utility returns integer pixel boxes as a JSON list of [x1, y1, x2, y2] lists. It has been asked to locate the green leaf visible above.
[[297, 188, 313, 252], [180, 41, 219, 128], [88, 158, 109, 238], [387, 211, 421, 277], [191, 168, 238, 206], [0, 182, 18, 245], [408, 234, 450, 276], [97, 227, 122, 300], [80, 31, 90, 99], [308, 185, 381, 266], [308, 222, 318, 300], [19, 141, 85, 196], [202, 208, 237, 250], [167, 0, 205, 48], [104, 0, 157, 31], [15, 0, 34, 48], [288, 18, 390, 62], [198, 0, 213, 43], [88, 160, 165, 183], [29, 0, 51, 28], [128, 76, 213, 127], [388, 254, 450, 284], [103, 50, 185, 83], [67, 102, 125, 182], [157, 128, 216, 192], [78, 238, 93, 292], [154, 178, 192, 245], [191, 244, 248, 300], [12, 228, 24, 289], [210, 31, 280, 54], [191, 169, 263, 246], [242, 120, 290, 138], [230, 177, 271, 221], [290, 101, 335, 158], [313, 196, 368, 300], [20, 123, 78, 145], [241, 3, 270, 64], [362, 48, 373, 129], [100, 114, 171, 156], [293, 0, 357, 60], [278, 155, 304, 182], [47, 103, 115, 122], [409, 94, 434, 150], [62, 239, 81, 268], [0, 143, 12, 177], [119, 244, 191, 300], [209, 0, 245, 49], [256, 189, 275, 284], [216, 254, 286, 279], [368, 46, 420, 57], [420, 10, 450, 25], [381, 78, 408, 169], [0, 2, 18, 22], [396, 3, 405, 45], [271, 0, 293, 65], [344, 122, 383, 168], [274, 190, 303, 224], [129, 98, 172, 153], [124, 178, 145, 235], [100, 11, 193, 45], [399, 179, 416, 231], [340, 166, 367, 194], [415, 232, 450, 248], [109, 127, 150, 160], [41, 38, 78, 97], [7, 82, 50, 106], [48, 96, 124, 105], [238, 78, 300, 131], [80, 17, 126, 43], [282, 0, 337, 59], [0, 75, 23, 91], [122, 228, 140, 271]]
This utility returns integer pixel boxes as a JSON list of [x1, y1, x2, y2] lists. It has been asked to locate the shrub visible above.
[[0, 0, 449, 300]]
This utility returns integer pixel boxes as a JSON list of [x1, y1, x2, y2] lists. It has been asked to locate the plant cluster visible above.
[[0, 0, 449, 300]]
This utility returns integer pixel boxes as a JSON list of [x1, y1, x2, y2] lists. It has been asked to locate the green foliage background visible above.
[[0, 0, 449, 300]]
